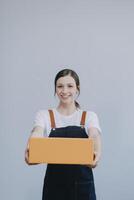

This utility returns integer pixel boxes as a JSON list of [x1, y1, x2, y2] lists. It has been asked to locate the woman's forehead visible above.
[[56, 76, 76, 84]]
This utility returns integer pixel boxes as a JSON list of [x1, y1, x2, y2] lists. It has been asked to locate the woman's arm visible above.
[[25, 126, 44, 165], [87, 127, 102, 168]]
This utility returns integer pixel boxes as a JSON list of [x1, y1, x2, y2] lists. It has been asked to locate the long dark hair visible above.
[[54, 69, 80, 108]]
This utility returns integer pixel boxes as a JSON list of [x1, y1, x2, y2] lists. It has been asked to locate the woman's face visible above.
[[56, 75, 78, 105]]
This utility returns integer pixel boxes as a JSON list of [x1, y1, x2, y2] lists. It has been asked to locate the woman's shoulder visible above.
[[82, 110, 100, 122], [35, 109, 49, 116], [86, 110, 98, 116], [76, 109, 99, 121], [80, 109, 98, 117], [34, 109, 50, 128], [35, 108, 56, 118]]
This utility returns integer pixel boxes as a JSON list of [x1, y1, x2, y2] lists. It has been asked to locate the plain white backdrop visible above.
[[1, 0, 134, 199]]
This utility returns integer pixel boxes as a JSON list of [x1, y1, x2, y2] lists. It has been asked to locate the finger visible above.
[[93, 151, 98, 160]]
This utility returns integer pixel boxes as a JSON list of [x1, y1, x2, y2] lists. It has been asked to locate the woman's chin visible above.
[[59, 99, 74, 105]]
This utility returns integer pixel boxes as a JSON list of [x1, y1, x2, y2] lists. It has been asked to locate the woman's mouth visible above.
[[60, 95, 71, 99]]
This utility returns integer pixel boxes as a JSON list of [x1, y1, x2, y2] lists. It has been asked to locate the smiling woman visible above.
[[54, 69, 80, 111], [25, 68, 102, 200], [55, 75, 80, 114]]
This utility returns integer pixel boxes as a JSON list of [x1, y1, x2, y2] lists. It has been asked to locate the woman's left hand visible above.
[[86, 152, 100, 168]]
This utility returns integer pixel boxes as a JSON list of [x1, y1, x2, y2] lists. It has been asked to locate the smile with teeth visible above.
[[61, 95, 71, 99]]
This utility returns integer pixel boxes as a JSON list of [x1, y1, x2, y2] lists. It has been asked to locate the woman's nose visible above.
[[62, 87, 68, 93]]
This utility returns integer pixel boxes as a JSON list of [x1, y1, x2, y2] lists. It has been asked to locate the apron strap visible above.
[[48, 110, 56, 129], [48, 109, 86, 128], [80, 111, 86, 127]]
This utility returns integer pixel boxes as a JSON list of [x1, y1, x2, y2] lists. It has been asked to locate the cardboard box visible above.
[[29, 137, 94, 164]]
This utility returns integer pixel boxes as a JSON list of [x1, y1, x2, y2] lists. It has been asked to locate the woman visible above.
[[25, 69, 102, 200]]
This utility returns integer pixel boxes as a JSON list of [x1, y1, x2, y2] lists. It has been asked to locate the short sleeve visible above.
[[86, 111, 102, 133], [33, 110, 46, 128]]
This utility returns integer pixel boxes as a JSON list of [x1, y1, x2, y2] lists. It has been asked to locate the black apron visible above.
[[42, 110, 96, 200]]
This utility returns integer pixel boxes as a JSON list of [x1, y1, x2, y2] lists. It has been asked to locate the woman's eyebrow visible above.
[[57, 83, 74, 85], [67, 83, 74, 84]]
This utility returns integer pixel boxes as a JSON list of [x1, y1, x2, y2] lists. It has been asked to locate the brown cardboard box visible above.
[[29, 137, 94, 164]]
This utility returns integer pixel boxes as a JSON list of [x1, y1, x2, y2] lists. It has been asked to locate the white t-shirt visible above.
[[32, 108, 101, 137]]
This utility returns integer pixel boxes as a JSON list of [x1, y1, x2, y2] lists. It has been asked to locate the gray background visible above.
[[1, 0, 134, 199]]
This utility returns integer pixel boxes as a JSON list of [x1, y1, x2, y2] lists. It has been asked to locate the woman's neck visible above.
[[57, 103, 77, 116]]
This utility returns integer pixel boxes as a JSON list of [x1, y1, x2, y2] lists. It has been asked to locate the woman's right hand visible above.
[[25, 126, 44, 165], [24, 148, 39, 165]]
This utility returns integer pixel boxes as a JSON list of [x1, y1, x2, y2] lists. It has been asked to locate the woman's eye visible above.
[[57, 85, 73, 88]]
